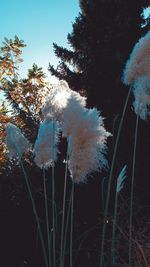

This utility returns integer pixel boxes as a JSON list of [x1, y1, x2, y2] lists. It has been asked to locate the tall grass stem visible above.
[[70, 180, 75, 267], [52, 120, 56, 267], [43, 168, 51, 267], [62, 182, 74, 267], [129, 114, 139, 267], [111, 190, 119, 266], [20, 160, 48, 267], [99, 88, 131, 267], [60, 158, 68, 267]]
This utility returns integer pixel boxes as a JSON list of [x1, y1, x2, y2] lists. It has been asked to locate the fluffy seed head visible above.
[[42, 80, 86, 122], [123, 31, 150, 85], [6, 123, 31, 159], [42, 80, 110, 182], [33, 120, 59, 169], [67, 108, 111, 183], [62, 94, 87, 137], [133, 75, 150, 120]]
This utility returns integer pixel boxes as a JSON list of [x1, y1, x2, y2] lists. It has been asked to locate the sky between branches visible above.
[[0, 1, 149, 83]]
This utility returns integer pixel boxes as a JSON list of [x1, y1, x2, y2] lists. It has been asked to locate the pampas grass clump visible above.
[[42, 80, 110, 182], [6, 80, 111, 266]]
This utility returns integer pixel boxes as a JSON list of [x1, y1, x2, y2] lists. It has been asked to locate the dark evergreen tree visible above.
[[49, 0, 150, 122]]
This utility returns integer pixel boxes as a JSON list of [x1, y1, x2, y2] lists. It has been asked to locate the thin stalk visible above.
[[70, 180, 75, 267], [52, 119, 56, 267], [129, 115, 139, 267], [20, 160, 48, 267], [62, 183, 74, 267], [52, 168, 56, 267], [99, 88, 131, 267], [111, 190, 119, 267], [54, 200, 58, 232], [73, 223, 100, 267], [60, 158, 68, 267], [101, 177, 108, 211], [43, 168, 51, 267], [49, 230, 53, 262]]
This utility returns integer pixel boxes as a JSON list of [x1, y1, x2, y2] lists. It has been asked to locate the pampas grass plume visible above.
[[133, 75, 150, 120], [67, 108, 111, 183], [6, 123, 31, 159], [116, 165, 127, 193], [33, 120, 59, 169], [42, 80, 86, 122], [123, 31, 150, 85]]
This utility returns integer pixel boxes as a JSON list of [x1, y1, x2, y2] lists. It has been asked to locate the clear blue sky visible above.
[[1, 0, 80, 79]]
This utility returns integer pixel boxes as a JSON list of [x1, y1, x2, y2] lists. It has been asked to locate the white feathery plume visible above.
[[66, 108, 111, 183], [62, 94, 87, 137], [42, 80, 86, 122], [116, 165, 127, 193], [133, 75, 150, 120], [33, 120, 59, 169], [6, 123, 31, 159], [42, 80, 110, 182], [123, 31, 150, 85]]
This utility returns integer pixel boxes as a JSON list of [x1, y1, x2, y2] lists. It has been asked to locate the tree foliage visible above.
[[0, 35, 25, 78], [0, 36, 49, 169]]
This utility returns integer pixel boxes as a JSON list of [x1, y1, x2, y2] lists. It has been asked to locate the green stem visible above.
[[101, 177, 108, 211], [70, 180, 75, 267], [129, 115, 139, 267], [52, 165, 56, 267], [111, 190, 119, 267], [62, 183, 74, 267], [99, 88, 131, 267], [52, 120, 56, 267], [20, 160, 48, 267], [60, 158, 68, 267], [43, 168, 51, 267]]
